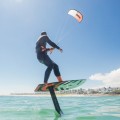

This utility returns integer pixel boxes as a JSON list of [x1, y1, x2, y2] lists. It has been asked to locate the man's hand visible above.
[[41, 46, 46, 52], [49, 48, 55, 54], [59, 48, 63, 53], [49, 48, 63, 54]]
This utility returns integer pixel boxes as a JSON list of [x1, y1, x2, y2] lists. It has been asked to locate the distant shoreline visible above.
[[1, 86, 120, 97], [0, 93, 120, 97]]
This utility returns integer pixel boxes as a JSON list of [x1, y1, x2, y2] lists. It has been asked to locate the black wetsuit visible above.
[[36, 35, 61, 83]]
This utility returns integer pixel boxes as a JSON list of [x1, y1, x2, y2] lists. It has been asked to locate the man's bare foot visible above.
[[57, 76, 63, 82], [42, 83, 54, 91], [42, 85, 47, 91]]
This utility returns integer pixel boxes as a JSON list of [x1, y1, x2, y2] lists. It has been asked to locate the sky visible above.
[[0, 0, 120, 94]]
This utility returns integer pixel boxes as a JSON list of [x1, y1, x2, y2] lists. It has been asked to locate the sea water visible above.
[[0, 95, 120, 120]]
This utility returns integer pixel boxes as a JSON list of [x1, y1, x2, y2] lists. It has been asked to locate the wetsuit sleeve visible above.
[[45, 36, 60, 49], [46, 48, 50, 51]]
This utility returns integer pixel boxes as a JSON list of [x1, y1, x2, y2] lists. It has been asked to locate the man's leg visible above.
[[42, 55, 54, 90], [41, 55, 63, 90], [44, 64, 53, 83], [53, 63, 63, 82]]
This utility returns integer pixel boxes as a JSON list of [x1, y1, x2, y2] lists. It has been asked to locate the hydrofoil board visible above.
[[35, 79, 86, 92]]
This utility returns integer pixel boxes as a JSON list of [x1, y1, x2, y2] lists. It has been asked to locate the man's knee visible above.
[[48, 63, 54, 69], [53, 63, 59, 70]]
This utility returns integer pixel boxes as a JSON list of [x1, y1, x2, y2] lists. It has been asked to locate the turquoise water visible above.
[[0, 96, 120, 120]]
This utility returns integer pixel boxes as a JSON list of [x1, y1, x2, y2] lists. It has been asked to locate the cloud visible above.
[[89, 68, 120, 87]]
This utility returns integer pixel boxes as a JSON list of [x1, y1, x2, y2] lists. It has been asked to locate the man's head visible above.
[[41, 31, 47, 36]]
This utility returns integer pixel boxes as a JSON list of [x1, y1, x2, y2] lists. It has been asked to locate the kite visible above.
[[68, 9, 83, 22]]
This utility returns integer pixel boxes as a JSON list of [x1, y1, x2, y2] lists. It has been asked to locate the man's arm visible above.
[[45, 36, 60, 49]]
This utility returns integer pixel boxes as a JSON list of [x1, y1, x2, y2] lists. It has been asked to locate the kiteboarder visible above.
[[36, 32, 63, 91]]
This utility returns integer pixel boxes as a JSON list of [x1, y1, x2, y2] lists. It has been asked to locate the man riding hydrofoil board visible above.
[[35, 32, 63, 91]]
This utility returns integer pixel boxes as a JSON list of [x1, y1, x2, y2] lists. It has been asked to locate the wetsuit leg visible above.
[[53, 63, 61, 77], [43, 55, 61, 83], [37, 54, 61, 83], [42, 55, 54, 83], [44, 64, 53, 83]]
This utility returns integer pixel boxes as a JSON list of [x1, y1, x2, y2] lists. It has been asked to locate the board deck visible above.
[[35, 79, 86, 92]]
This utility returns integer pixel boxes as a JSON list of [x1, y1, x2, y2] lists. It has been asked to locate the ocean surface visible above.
[[0, 95, 120, 120]]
